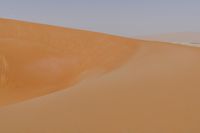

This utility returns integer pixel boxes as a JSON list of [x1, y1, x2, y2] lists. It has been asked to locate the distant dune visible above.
[[137, 32, 200, 45], [1, 18, 200, 133]]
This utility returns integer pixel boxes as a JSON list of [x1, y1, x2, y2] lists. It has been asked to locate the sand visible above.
[[0, 18, 139, 106], [0, 18, 200, 133]]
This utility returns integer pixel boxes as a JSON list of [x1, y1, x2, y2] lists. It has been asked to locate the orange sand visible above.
[[0, 18, 200, 133], [0, 18, 139, 106]]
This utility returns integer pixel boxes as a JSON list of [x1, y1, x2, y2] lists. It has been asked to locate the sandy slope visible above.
[[0, 18, 139, 106], [1, 19, 200, 133]]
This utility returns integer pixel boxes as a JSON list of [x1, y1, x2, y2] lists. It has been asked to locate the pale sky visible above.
[[0, 0, 200, 37]]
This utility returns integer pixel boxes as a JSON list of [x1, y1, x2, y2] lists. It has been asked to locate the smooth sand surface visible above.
[[1, 19, 200, 133]]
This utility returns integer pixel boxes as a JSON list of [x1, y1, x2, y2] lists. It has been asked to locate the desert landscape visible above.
[[137, 32, 200, 47], [0, 18, 200, 133]]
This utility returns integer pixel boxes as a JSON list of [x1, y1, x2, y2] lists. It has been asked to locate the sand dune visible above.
[[1, 18, 200, 133], [0, 18, 139, 106], [137, 32, 200, 45]]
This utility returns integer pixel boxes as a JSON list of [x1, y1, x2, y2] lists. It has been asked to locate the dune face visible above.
[[1, 19, 200, 133], [0, 18, 139, 106]]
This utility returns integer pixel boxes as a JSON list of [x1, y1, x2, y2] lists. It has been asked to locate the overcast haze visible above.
[[0, 0, 200, 37]]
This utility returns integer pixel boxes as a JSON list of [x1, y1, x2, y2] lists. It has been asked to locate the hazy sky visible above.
[[0, 0, 200, 37]]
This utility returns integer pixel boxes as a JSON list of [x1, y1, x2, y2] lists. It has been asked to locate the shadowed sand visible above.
[[1, 18, 200, 133]]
